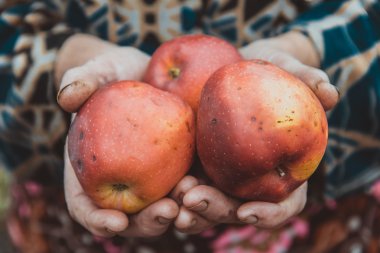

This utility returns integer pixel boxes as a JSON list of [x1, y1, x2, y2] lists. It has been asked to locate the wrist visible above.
[[54, 34, 117, 89]]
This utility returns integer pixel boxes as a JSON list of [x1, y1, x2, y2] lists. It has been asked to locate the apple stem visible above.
[[169, 67, 180, 79], [276, 167, 286, 177]]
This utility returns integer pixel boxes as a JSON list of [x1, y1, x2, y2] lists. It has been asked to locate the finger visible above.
[[175, 206, 215, 234], [119, 198, 179, 238], [69, 193, 129, 237], [292, 64, 339, 111], [269, 54, 339, 111], [183, 185, 241, 223], [64, 144, 128, 237], [170, 175, 199, 204], [237, 182, 308, 229], [57, 47, 150, 112]]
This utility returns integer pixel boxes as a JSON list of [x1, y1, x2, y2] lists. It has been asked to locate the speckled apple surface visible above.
[[197, 60, 328, 202], [68, 81, 195, 213]]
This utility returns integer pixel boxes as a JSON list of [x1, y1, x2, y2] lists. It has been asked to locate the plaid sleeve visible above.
[[287, 0, 380, 199]]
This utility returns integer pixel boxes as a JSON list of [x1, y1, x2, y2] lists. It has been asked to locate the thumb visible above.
[[272, 54, 340, 111], [57, 47, 150, 112], [267, 53, 339, 111]]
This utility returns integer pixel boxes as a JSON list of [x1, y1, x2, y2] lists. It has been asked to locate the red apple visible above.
[[197, 60, 328, 202], [143, 34, 242, 113], [68, 81, 195, 213]]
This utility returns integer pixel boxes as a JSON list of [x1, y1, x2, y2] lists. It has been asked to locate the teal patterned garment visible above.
[[0, 0, 379, 200], [286, 0, 380, 199]]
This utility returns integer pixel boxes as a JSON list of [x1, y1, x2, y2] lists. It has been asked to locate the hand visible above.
[[57, 34, 179, 237], [171, 176, 307, 233], [171, 31, 339, 234], [239, 31, 339, 111]]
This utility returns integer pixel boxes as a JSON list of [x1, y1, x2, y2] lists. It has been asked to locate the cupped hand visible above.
[[57, 34, 179, 238], [172, 31, 339, 234], [172, 176, 307, 234]]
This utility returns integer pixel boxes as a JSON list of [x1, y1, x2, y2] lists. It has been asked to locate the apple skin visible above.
[[68, 81, 195, 214], [197, 60, 328, 202], [143, 34, 242, 113]]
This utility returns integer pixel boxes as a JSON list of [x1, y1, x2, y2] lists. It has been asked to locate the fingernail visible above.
[[157, 216, 173, 225], [57, 82, 73, 101], [241, 215, 259, 224], [334, 85, 341, 98], [105, 228, 117, 234], [188, 200, 208, 212]]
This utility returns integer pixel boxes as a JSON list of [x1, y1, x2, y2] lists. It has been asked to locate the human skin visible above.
[[56, 32, 339, 236]]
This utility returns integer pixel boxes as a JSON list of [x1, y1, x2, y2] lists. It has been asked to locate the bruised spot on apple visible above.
[[168, 67, 181, 79], [197, 60, 328, 203], [143, 34, 242, 113], [68, 80, 195, 214]]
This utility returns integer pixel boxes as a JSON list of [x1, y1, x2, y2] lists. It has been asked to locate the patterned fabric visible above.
[[286, 0, 380, 199], [1, 0, 380, 253]]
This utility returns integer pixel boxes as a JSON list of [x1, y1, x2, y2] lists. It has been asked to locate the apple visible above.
[[68, 81, 195, 213], [197, 60, 328, 202], [143, 34, 242, 113]]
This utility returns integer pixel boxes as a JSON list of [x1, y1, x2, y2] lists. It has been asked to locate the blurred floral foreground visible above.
[[1, 166, 380, 253]]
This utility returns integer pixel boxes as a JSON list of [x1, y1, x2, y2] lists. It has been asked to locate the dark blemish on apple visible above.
[[186, 121, 191, 133], [287, 129, 292, 132], [291, 110, 295, 114], [237, 87, 242, 90], [253, 59, 269, 65], [112, 183, 129, 192], [126, 117, 138, 128], [251, 116, 256, 122], [77, 159, 83, 172], [289, 119, 293, 122], [277, 120, 282, 123], [189, 143, 192, 149], [258, 127, 263, 131], [211, 118, 218, 125], [173, 146, 178, 151], [79, 131, 84, 140], [167, 122, 173, 128], [153, 139, 159, 145], [168, 67, 181, 79], [314, 121, 318, 127], [92, 155, 97, 162]]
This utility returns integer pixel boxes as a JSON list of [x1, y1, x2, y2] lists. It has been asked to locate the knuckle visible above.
[[215, 208, 235, 222]]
